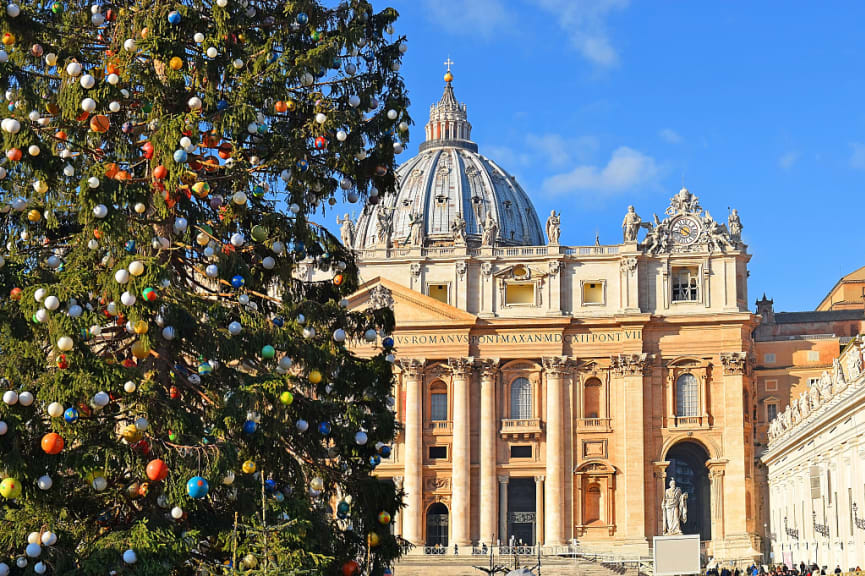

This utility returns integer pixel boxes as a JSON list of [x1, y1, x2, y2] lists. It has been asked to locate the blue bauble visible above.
[[296, 159, 308, 172], [337, 500, 350, 518], [379, 445, 392, 458], [186, 476, 209, 499], [230, 275, 245, 288], [317, 421, 331, 435], [382, 336, 394, 348], [242, 419, 257, 434], [272, 316, 284, 328], [369, 454, 381, 467], [198, 361, 212, 376], [124, 240, 136, 253], [252, 185, 264, 197], [291, 240, 305, 253], [64, 407, 79, 423], [216, 99, 229, 111], [173, 149, 188, 163], [296, 12, 308, 24], [167, 10, 181, 24], [264, 478, 276, 493]]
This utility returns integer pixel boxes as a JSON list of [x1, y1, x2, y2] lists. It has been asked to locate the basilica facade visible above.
[[344, 72, 763, 563]]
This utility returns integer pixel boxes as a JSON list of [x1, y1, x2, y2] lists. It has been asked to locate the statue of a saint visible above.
[[819, 370, 833, 399], [376, 207, 393, 247], [546, 210, 561, 245], [406, 211, 424, 247], [481, 211, 498, 247], [451, 213, 467, 246], [662, 478, 687, 535], [832, 357, 847, 392], [728, 209, 743, 242], [847, 345, 863, 380], [337, 213, 355, 248], [622, 206, 642, 242]]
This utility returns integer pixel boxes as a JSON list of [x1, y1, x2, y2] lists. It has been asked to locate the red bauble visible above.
[[169, 386, 179, 400], [141, 141, 154, 159], [314, 136, 327, 149], [342, 561, 360, 576], [153, 165, 168, 179], [10, 287, 22, 300], [41, 432, 65, 454], [146, 458, 169, 482], [56, 354, 68, 369]]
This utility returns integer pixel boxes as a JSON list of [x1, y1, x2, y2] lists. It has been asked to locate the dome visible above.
[[352, 72, 544, 249]]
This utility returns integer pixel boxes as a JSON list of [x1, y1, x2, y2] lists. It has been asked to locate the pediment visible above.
[[347, 277, 477, 327]]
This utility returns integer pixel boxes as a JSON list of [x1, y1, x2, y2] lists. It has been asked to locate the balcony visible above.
[[499, 418, 544, 439], [577, 418, 612, 433], [425, 420, 453, 435]]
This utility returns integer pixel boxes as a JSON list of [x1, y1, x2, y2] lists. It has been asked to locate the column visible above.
[[615, 354, 650, 541], [719, 352, 750, 542], [394, 476, 404, 538], [478, 358, 500, 545], [543, 356, 568, 547], [449, 357, 474, 549], [708, 460, 728, 543], [536, 476, 546, 546], [499, 476, 509, 545], [653, 461, 670, 535], [399, 358, 425, 546]]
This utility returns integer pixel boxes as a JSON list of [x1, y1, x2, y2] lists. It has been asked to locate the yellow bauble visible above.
[[308, 370, 323, 384], [119, 424, 143, 443], [27, 209, 41, 222], [242, 460, 256, 474], [368, 532, 381, 547], [2, 33, 16, 46], [286, 99, 296, 111], [196, 232, 210, 246], [131, 340, 151, 359], [133, 320, 149, 334], [169, 56, 183, 70]]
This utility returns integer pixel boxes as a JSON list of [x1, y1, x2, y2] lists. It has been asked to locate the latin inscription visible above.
[[390, 330, 642, 346]]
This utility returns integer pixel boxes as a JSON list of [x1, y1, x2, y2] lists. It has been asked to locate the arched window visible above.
[[510, 377, 532, 419], [584, 378, 602, 419], [584, 483, 602, 524], [676, 373, 699, 417], [430, 382, 448, 422]]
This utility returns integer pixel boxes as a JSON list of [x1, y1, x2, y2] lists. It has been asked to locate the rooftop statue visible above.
[[451, 212, 467, 246], [337, 213, 355, 248], [481, 211, 498, 248], [728, 209, 743, 242], [546, 210, 561, 245], [622, 205, 641, 243]]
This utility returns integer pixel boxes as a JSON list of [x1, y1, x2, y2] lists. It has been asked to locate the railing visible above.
[[355, 244, 623, 259], [425, 420, 453, 434], [495, 246, 548, 257], [577, 417, 612, 431], [499, 418, 543, 436], [564, 246, 620, 256]]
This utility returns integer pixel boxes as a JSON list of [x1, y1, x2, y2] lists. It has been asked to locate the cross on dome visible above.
[[443, 57, 454, 83]]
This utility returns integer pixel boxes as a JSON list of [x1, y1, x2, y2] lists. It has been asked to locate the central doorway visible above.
[[507, 478, 536, 546], [426, 503, 449, 547], [666, 441, 711, 541]]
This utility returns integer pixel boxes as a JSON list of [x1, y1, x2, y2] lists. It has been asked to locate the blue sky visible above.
[[334, 1, 865, 312]]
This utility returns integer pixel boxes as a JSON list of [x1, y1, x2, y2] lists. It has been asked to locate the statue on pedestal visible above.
[[337, 213, 355, 248], [376, 207, 393, 248], [661, 478, 688, 535], [481, 211, 498, 248], [622, 205, 642, 242], [728, 209, 743, 242], [451, 212, 467, 246], [407, 211, 424, 247], [545, 210, 561, 245]]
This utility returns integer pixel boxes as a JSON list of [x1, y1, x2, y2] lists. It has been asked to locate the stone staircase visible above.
[[394, 554, 642, 576]]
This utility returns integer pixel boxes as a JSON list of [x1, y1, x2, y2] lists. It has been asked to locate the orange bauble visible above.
[[146, 458, 169, 481], [41, 432, 65, 454], [90, 114, 110, 133], [153, 165, 168, 180], [104, 163, 119, 179], [55, 130, 67, 141], [274, 100, 288, 113], [6, 148, 22, 161], [217, 142, 233, 159], [10, 287, 22, 300]]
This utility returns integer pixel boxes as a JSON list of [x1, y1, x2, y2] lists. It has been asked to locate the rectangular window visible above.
[[428, 446, 447, 460], [427, 283, 449, 304], [767, 403, 778, 422], [505, 282, 535, 306], [430, 393, 448, 421], [582, 281, 605, 305], [672, 267, 699, 302], [763, 353, 776, 364], [765, 379, 778, 392], [510, 445, 532, 458], [807, 350, 820, 362]]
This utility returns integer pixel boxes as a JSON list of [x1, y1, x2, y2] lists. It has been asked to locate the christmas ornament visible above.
[[186, 476, 209, 499]]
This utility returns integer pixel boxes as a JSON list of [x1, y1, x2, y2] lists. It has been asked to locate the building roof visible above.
[[773, 309, 865, 324], [816, 264, 865, 311], [352, 71, 544, 249]]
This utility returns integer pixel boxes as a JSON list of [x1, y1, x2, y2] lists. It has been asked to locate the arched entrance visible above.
[[666, 441, 711, 541], [426, 502, 449, 547]]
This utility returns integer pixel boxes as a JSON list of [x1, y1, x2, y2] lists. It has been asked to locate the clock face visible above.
[[671, 217, 700, 245]]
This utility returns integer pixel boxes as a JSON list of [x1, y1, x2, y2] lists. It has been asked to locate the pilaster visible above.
[[399, 358, 425, 546]]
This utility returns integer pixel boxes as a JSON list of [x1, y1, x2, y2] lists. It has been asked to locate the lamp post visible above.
[[812, 510, 829, 538], [785, 516, 799, 540]]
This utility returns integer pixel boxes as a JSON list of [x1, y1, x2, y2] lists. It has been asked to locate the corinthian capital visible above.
[[448, 356, 474, 376], [475, 358, 500, 379], [610, 353, 651, 376], [720, 352, 749, 376], [397, 358, 425, 378], [542, 356, 570, 375]]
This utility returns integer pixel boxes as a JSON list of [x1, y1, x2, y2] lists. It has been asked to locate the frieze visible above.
[[389, 329, 642, 348]]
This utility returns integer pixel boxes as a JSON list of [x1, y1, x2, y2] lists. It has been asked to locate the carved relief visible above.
[[397, 358, 425, 378], [481, 262, 493, 276], [368, 284, 394, 310], [425, 477, 451, 492], [542, 356, 570, 375], [548, 259, 562, 277], [455, 260, 467, 277], [448, 357, 474, 376], [720, 352, 749, 376], [619, 256, 638, 274], [610, 353, 651, 376]]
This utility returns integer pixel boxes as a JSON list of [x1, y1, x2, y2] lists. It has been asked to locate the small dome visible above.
[[353, 74, 543, 249]]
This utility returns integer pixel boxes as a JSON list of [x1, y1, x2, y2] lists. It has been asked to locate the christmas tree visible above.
[[0, 0, 409, 574]]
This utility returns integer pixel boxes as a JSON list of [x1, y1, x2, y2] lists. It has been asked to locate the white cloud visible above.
[[529, 0, 629, 67], [850, 142, 865, 171], [659, 128, 682, 144], [421, 0, 514, 39], [541, 146, 659, 196], [778, 151, 799, 171]]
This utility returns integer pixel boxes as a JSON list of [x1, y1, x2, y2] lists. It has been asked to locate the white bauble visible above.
[[92, 391, 110, 408], [246, 122, 257, 134], [262, 256, 275, 270], [80, 74, 96, 89], [27, 532, 40, 545], [162, 326, 176, 340], [93, 204, 108, 218], [46, 255, 61, 269], [65, 61, 82, 76], [108, 100, 120, 113], [18, 391, 33, 406], [171, 506, 184, 519], [81, 97, 96, 112], [194, 32, 205, 43], [289, 203, 300, 214], [134, 417, 148, 431], [128, 260, 144, 276], [57, 336, 74, 351], [336, 130, 348, 142], [34, 287, 46, 302], [278, 356, 292, 370], [348, 95, 361, 108], [179, 136, 192, 149], [6, 4, 20, 17], [27, 144, 40, 156], [123, 38, 136, 51], [15, 558, 25, 568], [364, 329, 378, 342], [47, 402, 64, 418], [333, 328, 346, 343], [114, 268, 130, 284], [232, 191, 247, 205], [233, 58, 244, 69], [228, 321, 242, 335], [89, 325, 102, 337], [92, 476, 107, 491], [173, 217, 188, 233], [134, 202, 146, 214], [25, 543, 41, 558], [34, 309, 48, 323], [387, 109, 398, 120], [238, 294, 250, 305], [206, 46, 218, 58], [87, 177, 100, 189], [63, 164, 75, 177], [205, 264, 218, 277], [230, 232, 244, 247], [123, 549, 137, 564], [120, 291, 136, 306], [44, 295, 60, 310], [41, 531, 56, 546], [107, 73, 119, 85], [124, 380, 137, 393], [302, 327, 316, 339], [37, 475, 52, 490], [188, 96, 202, 111], [106, 302, 118, 316], [315, 112, 327, 124], [0, 421, 7, 435], [394, 142, 404, 154]]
